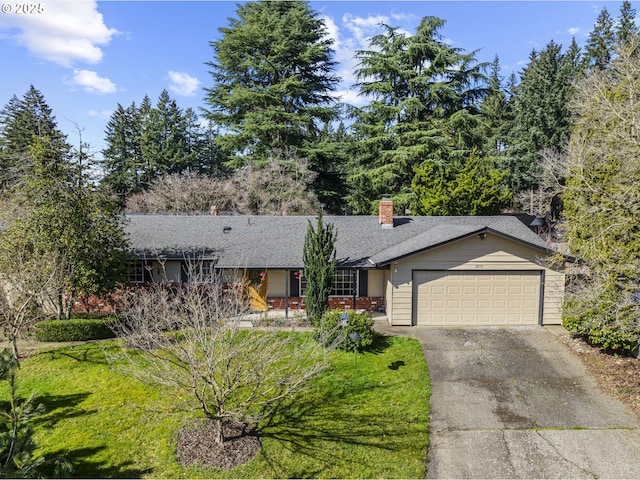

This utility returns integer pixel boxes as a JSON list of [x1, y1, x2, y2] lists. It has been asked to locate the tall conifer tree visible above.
[[347, 17, 487, 214], [0, 86, 70, 184], [203, 0, 339, 166], [303, 210, 336, 326]]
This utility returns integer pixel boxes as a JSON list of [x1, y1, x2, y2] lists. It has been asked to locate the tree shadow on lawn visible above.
[[0, 392, 95, 429], [30, 392, 96, 429], [365, 332, 394, 354], [39, 342, 113, 365], [40, 446, 152, 479], [257, 370, 428, 478]]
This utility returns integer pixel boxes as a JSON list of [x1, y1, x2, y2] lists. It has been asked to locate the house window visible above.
[[300, 269, 357, 297], [127, 260, 145, 284]]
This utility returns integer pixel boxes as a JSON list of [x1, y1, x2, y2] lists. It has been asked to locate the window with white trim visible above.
[[300, 269, 358, 297]]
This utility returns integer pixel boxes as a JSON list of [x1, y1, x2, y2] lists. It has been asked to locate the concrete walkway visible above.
[[375, 322, 640, 479]]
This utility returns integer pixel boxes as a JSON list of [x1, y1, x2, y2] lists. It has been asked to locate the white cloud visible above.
[[68, 70, 117, 94], [88, 109, 114, 119], [567, 27, 581, 36], [0, 0, 118, 67], [332, 88, 366, 107], [168, 71, 201, 97]]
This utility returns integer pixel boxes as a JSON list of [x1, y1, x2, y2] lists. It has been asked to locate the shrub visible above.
[[33, 318, 118, 342], [563, 297, 640, 355], [316, 310, 375, 352]]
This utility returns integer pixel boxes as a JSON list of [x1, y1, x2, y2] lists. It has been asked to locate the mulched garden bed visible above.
[[559, 333, 640, 418], [176, 418, 261, 470]]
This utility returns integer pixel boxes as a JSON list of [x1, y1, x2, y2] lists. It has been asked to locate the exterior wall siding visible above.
[[389, 233, 564, 326]]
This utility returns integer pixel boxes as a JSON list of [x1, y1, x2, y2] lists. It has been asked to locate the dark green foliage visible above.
[[302, 210, 336, 326], [0, 137, 129, 320], [0, 349, 73, 478], [563, 297, 639, 355], [34, 318, 118, 342], [303, 121, 351, 214], [101, 102, 144, 196], [583, 7, 616, 71], [346, 17, 488, 214], [204, 0, 339, 165], [505, 41, 581, 192], [102, 91, 224, 195], [411, 150, 511, 215], [479, 55, 514, 178], [0, 86, 71, 186], [617, 1, 638, 46], [316, 310, 375, 352]]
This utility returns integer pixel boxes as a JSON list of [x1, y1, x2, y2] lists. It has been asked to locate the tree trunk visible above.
[[9, 333, 19, 364], [213, 418, 225, 446], [56, 292, 63, 320]]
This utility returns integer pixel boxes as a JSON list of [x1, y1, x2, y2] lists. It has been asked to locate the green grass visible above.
[[5, 334, 430, 478]]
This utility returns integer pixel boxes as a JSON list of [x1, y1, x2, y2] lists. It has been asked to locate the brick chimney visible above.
[[379, 195, 394, 229]]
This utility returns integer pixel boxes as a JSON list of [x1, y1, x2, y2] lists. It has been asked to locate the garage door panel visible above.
[[415, 271, 541, 326]]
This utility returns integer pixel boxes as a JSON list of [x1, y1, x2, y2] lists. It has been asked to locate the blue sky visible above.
[[0, 1, 632, 157]]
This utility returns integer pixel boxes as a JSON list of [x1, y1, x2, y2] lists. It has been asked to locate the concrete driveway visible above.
[[375, 323, 640, 478]]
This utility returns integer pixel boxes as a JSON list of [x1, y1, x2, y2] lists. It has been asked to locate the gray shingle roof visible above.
[[125, 214, 553, 269]]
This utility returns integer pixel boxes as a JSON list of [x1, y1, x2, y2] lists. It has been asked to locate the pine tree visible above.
[[583, 7, 616, 71], [617, 0, 638, 46], [101, 102, 143, 196], [203, 0, 339, 165], [303, 121, 351, 213], [505, 41, 580, 192], [303, 210, 336, 326], [478, 56, 512, 170], [0, 86, 70, 184]]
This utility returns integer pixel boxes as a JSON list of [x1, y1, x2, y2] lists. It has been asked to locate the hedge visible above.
[[34, 318, 118, 342]]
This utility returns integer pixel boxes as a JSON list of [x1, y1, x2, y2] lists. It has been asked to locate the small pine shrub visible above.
[[33, 318, 118, 342], [316, 309, 375, 352]]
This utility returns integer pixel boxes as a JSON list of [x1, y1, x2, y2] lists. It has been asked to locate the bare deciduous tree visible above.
[[0, 250, 58, 362], [515, 148, 568, 217], [108, 264, 330, 445], [125, 148, 320, 216]]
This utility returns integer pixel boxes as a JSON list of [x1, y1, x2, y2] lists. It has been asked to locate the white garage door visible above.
[[414, 271, 541, 326]]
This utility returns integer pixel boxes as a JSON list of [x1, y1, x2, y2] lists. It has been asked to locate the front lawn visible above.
[[7, 334, 430, 478]]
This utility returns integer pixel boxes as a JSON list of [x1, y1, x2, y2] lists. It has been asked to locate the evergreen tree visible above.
[[2, 137, 129, 320], [303, 210, 336, 326], [617, 0, 638, 46], [411, 150, 511, 215], [561, 39, 640, 351], [101, 102, 143, 196], [583, 7, 616, 71], [103, 91, 219, 194], [476, 55, 514, 179], [0, 349, 73, 476], [203, 0, 340, 165], [303, 121, 351, 213], [347, 17, 487, 214], [140, 89, 191, 185], [505, 41, 580, 192], [0, 86, 70, 184]]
